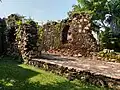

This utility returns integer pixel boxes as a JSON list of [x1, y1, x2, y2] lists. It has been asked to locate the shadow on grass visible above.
[[0, 57, 40, 90], [0, 57, 108, 90]]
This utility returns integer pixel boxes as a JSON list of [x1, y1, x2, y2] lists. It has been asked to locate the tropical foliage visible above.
[[70, 0, 120, 50]]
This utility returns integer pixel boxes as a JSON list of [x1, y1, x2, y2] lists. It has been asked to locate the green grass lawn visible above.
[[0, 57, 110, 90]]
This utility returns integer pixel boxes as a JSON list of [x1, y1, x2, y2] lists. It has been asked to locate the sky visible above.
[[0, 0, 77, 23]]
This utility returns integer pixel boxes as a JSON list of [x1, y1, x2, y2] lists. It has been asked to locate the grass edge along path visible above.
[[0, 57, 111, 90]]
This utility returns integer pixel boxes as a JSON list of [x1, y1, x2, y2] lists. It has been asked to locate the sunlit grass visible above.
[[0, 57, 110, 90]]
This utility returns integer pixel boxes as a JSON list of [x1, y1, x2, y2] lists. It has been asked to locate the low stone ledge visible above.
[[28, 59, 120, 90]]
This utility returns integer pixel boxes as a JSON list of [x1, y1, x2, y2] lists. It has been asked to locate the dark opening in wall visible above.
[[62, 25, 70, 44]]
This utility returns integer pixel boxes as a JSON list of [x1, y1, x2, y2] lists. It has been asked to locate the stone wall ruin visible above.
[[1, 13, 99, 61], [6, 20, 41, 63], [16, 22, 41, 63], [42, 13, 98, 57]]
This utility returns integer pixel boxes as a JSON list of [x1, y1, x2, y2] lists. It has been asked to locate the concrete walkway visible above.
[[30, 53, 120, 89]]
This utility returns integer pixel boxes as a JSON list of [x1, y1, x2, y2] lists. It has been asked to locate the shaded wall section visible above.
[[0, 18, 7, 55], [6, 21, 41, 63]]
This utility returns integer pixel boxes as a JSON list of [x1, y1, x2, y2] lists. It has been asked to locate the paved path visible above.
[[31, 53, 120, 89], [34, 53, 120, 79]]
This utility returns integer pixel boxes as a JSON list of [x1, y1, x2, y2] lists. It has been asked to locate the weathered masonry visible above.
[[42, 13, 98, 57]]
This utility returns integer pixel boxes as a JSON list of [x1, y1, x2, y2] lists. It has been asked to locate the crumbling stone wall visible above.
[[42, 19, 71, 51], [2, 13, 98, 60], [42, 13, 98, 57], [6, 28, 19, 56], [6, 20, 41, 63], [59, 13, 98, 57], [42, 21, 61, 51], [16, 22, 41, 63], [6, 14, 21, 56]]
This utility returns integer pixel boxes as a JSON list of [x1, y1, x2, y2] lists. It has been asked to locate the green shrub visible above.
[[98, 49, 120, 62], [99, 27, 120, 51]]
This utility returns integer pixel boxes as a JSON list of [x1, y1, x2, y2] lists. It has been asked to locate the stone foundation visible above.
[[28, 58, 120, 90]]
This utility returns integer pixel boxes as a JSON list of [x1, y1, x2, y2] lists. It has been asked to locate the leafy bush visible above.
[[99, 27, 120, 51], [98, 49, 120, 62]]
